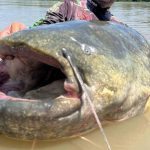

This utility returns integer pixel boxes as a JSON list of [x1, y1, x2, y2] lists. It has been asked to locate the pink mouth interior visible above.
[[0, 57, 80, 101]]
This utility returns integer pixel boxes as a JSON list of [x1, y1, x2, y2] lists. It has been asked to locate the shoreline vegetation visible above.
[[116, 0, 150, 1]]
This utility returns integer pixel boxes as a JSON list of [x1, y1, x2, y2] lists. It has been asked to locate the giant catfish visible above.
[[0, 20, 149, 140]]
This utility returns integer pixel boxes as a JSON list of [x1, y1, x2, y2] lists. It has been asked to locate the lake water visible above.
[[0, 1, 149, 42], [0, 1, 150, 150]]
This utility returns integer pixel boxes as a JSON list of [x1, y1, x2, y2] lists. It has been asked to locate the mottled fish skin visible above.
[[0, 20, 149, 140]]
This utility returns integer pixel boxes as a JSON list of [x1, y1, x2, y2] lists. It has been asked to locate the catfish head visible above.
[[0, 20, 149, 140]]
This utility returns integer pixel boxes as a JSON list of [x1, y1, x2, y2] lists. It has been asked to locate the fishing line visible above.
[[61, 48, 112, 150]]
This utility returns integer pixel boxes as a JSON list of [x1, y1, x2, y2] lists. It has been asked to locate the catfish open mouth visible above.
[[0, 55, 80, 100], [0, 42, 81, 122]]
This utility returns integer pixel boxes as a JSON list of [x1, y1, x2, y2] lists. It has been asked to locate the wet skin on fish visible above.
[[0, 20, 150, 140]]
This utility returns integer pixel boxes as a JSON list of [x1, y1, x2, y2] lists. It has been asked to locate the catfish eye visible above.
[[83, 45, 92, 55], [82, 45, 92, 55]]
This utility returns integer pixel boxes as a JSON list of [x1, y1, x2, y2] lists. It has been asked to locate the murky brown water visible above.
[[0, 1, 150, 150]]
